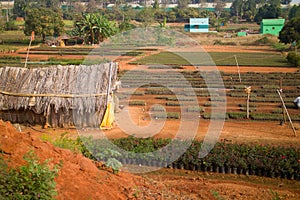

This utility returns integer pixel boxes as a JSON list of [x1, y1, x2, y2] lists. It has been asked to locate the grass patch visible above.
[[132, 52, 290, 67]]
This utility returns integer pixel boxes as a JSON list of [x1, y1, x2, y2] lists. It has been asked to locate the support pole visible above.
[[106, 63, 113, 105], [276, 89, 297, 137], [279, 79, 286, 124], [25, 31, 34, 68], [245, 86, 251, 119], [234, 55, 241, 83]]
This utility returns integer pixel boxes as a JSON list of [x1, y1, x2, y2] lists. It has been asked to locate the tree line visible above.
[[0, 0, 299, 46]]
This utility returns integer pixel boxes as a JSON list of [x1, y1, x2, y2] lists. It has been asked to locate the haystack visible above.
[[0, 63, 118, 128]]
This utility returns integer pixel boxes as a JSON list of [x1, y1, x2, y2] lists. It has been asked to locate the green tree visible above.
[[166, 10, 177, 22], [75, 13, 118, 44], [178, 0, 189, 10], [13, 0, 32, 18], [13, 0, 61, 18], [279, 17, 300, 45], [288, 4, 300, 20], [87, 0, 98, 13], [39, 0, 61, 9], [153, 0, 159, 9], [137, 7, 155, 27], [281, 0, 291, 4], [254, 4, 281, 23], [215, 0, 226, 30], [24, 8, 64, 41], [231, 0, 258, 21], [230, 0, 244, 18], [243, 0, 257, 22], [94, 15, 118, 43], [0, 13, 5, 32]]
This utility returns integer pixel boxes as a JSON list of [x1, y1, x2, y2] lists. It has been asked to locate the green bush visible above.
[[272, 42, 289, 52], [152, 112, 180, 119], [203, 112, 228, 120], [187, 106, 204, 113], [286, 52, 300, 67], [250, 113, 282, 121], [166, 101, 180, 106], [228, 112, 247, 119], [254, 36, 272, 45], [0, 150, 61, 200], [129, 100, 146, 106], [151, 105, 165, 112], [53, 134, 83, 153]]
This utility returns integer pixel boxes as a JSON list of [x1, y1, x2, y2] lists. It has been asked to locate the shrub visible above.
[[151, 105, 165, 112], [146, 88, 173, 95], [129, 100, 146, 106], [286, 52, 300, 67], [0, 150, 61, 200], [228, 112, 247, 119], [272, 42, 289, 52], [166, 101, 180, 106], [254, 36, 271, 45], [250, 113, 282, 121], [53, 134, 83, 153], [152, 112, 180, 119], [203, 112, 228, 120], [187, 106, 205, 113]]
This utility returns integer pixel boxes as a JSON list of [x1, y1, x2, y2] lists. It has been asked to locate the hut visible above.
[[0, 63, 118, 128], [260, 19, 285, 36]]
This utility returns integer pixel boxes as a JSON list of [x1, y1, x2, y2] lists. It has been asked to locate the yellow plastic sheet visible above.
[[100, 102, 114, 130]]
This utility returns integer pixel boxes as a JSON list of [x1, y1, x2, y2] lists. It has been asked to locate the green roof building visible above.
[[260, 19, 285, 36]]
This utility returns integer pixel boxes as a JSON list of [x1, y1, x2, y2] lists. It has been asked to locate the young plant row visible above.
[[79, 137, 300, 180]]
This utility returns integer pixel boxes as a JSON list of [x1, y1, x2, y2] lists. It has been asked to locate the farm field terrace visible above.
[[131, 51, 291, 67], [1, 31, 300, 199]]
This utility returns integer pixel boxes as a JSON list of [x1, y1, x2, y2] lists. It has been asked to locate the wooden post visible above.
[[245, 86, 251, 119], [106, 63, 113, 105], [25, 31, 34, 68], [234, 55, 241, 83], [279, 79, 286, 124], [276, 89, 297, 137]]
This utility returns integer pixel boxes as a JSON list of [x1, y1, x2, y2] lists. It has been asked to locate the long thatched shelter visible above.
[[0, 63, 118, 128]]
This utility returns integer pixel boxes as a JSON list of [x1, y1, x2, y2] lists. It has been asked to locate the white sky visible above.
[[292, 0, 300, 3]]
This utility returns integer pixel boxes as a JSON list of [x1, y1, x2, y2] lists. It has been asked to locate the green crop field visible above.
[[132, 52, 291, 67]]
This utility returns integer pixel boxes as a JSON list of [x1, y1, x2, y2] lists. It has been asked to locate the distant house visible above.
[[185, 18, 209, 33], [260, 19, 285, 36]]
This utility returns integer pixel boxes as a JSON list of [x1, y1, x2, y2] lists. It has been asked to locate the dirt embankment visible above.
[[1, 120, 299, 200], [0, 120, 161, 200]]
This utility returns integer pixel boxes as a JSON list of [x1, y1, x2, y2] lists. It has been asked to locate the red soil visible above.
[[1, 120, 300, 200], [0, 120, 161, 200]]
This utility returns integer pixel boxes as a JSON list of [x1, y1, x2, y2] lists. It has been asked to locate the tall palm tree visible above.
[[94, 15, 118, 43], [76, 13, 118, 45], [76, 13, 97, 45]]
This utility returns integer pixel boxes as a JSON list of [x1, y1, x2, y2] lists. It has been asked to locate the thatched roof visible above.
[[0, 63, 118, 127]]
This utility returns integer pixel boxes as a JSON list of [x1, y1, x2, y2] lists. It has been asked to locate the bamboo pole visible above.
[[106, 63, 113, 105], [234, 55, 241, 83], [0, 90, 108, 98], [245, 86, 251, 119], [279, 79, 286, 124], [276, 89, 297, 137], [24, 32, 34, 68]]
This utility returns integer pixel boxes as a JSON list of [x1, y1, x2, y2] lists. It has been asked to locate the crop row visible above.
[[80, 137, 300, 180]]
